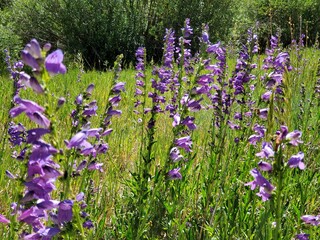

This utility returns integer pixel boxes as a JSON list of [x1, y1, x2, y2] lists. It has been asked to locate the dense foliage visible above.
[[1, 0, 319, 70]]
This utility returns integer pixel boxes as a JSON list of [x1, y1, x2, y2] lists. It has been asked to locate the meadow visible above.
[[0, 21, 320, 239]]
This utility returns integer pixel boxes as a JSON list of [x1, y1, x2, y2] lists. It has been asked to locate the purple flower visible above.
[[248, 124, 266, 145], [285, 130, 303, 146], [175, 136, 192, 152], [256, 142, 274, 159], [76, 192, 85, 202], [301, 215, 320, 226], [36, 200, 60, 210], [288, 152, 305, 170], [295, 233, 310, 240], [258, 108, 268, 120], [169, 147, 184, 162], [83, 220, 94, 229], [29, 77, 44, 94], [258, 161, 273, 172], [261, 91, 272, 101], [45, 50, 66, 76], [112, 82, 125, 93], [10, 98, 50, 128], [0, 214, 10, 224], [26, 128, 50, 144], [88, 161, 103, 172], [167, 168, 182, 180], [21, 39, 42, 70], [18, 206, 45, 226], [57, 200, 73, 224], [245, 168, 274, 201], [172, 113, 180, 127], [85, 83, 95, 95], [66, 131, 87, 148], [181, 116, 196, 130]]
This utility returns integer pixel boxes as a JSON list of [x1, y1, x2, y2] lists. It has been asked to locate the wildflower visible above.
[[248, 124, 266, 145], [57, 200, 73, 224], [258, 108, 268, 119], [245, 168, 274, 201], [112, 82, 125, 93], [256, 142, 274, 159], [285, 130, 303, 146], [295, 233, 309, 240], [258, 161, 272, 172], [288, 152, 305, 170], [261, 91, 272, 101], [175, 136, 192, 152], [66, 131, 87, 148], [301, 215, 320, 226], [169, 147, 184, 162], [0, 214, 10, 224], [167, 168, 182, 180], [83, 220, 94, 229], [21, 39, 42, 70], [45, 49, 66, 76], [10, 97, 50, 128]]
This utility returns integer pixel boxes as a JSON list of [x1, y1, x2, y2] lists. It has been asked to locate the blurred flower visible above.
[[256, 142, 274, 159], [45, 50, 66, 76], [57, 200, 73, 224], [167, 168, 182, 180], [0, 214, 10, 224], [301, 215, 320, 226], [245, 168, 274, 201], [295, 233, 309, 240], [288, 152, 305, 170]]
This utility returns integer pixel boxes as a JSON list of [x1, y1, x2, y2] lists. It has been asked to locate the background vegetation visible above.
[[1, 0, 320, 71]]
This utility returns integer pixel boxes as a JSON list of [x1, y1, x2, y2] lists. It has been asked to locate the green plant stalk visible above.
[[273, 146, 284, 240]]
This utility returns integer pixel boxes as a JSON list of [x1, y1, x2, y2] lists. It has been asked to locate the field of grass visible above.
[[1, 28, 320, 239]]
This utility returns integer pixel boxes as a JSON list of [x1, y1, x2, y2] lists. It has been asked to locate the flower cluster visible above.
[[246, 125, 304, 201], [1, 39, 71, 238]]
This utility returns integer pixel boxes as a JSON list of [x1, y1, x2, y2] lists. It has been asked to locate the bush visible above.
[[8, 0, 235, 69]]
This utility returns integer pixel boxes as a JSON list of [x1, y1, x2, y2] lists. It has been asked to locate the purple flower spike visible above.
[[57, 200, 73, 224], [167, 168, 182, 180], [45, 49, 66, 76], [295, 233, 310, 240], [288, 152, 305, 170], [0, 214, 10, 224]]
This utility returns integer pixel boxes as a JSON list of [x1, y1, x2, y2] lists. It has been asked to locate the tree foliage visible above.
[[1, 0, 319, 70]]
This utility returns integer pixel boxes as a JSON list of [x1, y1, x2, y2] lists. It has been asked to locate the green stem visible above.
[[273, 147, 284, 240]]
